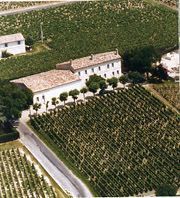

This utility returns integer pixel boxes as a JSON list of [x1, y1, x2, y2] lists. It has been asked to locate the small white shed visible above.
[[0, 33, 26, 58]]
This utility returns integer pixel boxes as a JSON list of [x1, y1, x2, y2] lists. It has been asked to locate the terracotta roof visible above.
[[11, 70, 80, 93], [57, 51, 121, 71], [0, 33, 24, 44]]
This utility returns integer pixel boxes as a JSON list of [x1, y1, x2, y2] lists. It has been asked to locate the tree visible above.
[[155, 184, 178, 196], [51, 97, 59, 108], [45, 101, 49, 112], [123, 46, 161, 79], [0, 80, 33, 122], [99, 80, 107, 95], [25, 36, 34, 46], [33, 103, 41, 115], [88, 82, 99, 96], [69, 89, 80, 103], [86, 74, 105, 87], [128, 71, 145, 84], [80, 87, 88, 100], [151, 64, 168, 81], [107, 77, 118, 90], [59, 92, 68, 106], [119, 75, 129, 88]]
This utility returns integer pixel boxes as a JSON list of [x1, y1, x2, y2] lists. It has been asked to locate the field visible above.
[[0, 0, 178, 81], [30, 85, 179, 197], [0, 141, 66, 198], [152, 82, 180, 111]]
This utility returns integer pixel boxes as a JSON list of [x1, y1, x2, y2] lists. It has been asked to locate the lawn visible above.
[[0, 0, 178, 80]]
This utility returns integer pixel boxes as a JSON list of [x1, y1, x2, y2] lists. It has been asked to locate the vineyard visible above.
[[155, 0, 177, 7], [0, 141, 66, 198], [31, 85, 179, 197], [0, 2, 49, 11], [0, 0, 178, 80], [152, 82, 180, 111]]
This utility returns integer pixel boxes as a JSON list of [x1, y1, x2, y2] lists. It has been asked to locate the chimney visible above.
[[90, 54, 94, 60], [115, 48, 118, 55]]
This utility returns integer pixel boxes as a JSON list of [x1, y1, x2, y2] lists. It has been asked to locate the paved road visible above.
[[17, 120, 92, 198], [0, 1, 82, 16]]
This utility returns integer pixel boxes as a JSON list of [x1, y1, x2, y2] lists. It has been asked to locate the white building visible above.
[[161, 51, 179, 80], [11, 50, 122, 104], [0, 33, 26, 58]]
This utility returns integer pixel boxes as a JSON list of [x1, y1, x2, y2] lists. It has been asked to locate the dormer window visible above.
[[17, 41, 21, 45], [5, 43, 8, 47]]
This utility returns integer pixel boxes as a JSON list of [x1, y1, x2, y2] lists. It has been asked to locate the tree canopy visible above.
[[155, 184, 178, 196], [123, 46, 161, 77], [0, 80, 33, 125]]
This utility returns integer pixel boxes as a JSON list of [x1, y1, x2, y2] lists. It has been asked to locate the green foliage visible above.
[[107, 77, 118, 89], [25, 36, 34, 46], [123, 46, 161, 75], [1, 50, 12, 58], [86, 74, 105, 87], [0, 81, 33, 122], [151, 64, 168, 80], [119, 75, 129, 87], [33, 103, 41, 114], [69, 89, 80, 102], [31, 85, 179, 197], [51, 97, 59, 107], [59, 92, 68, 105], [155, 184, 178, 196], [0, 0, 177, 80], [128, 71, 145, 84], [0, 131, 19, 143], [88, 82, 99, 95]]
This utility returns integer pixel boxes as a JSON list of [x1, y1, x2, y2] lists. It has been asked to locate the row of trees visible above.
[[32, 73, 148, 114]]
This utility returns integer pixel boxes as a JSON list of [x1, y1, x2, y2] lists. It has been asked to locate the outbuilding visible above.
[[0, 33, 26, 58]]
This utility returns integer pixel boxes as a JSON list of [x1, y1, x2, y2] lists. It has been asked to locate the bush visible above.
[[0, 131, 19, 143], [1, 50, 12, 58], [155, 184, 178, 196], [128, 71, 145, 84]]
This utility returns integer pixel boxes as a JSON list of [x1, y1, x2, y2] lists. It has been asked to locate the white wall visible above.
[[33, 80, 83, 104], [0, 40, 25, 57], [74, 59, 122, 84]]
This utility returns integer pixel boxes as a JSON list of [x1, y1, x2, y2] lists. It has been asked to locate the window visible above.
[[104, 74, 106, 78], [92, 68, 94, 72], [98, 66, 101, 71], [5, 43, 8, 47], [117, 70, 119, 74], [78, 72, 81, 76], [85, 79, 88, 82], [112, 63, 114, 67], [85, 70, 87, 74], [112, 72, 115, 76], [36, 97, 39, 102], [107, 64, 110, 69], [17, 41, 21, 45]]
